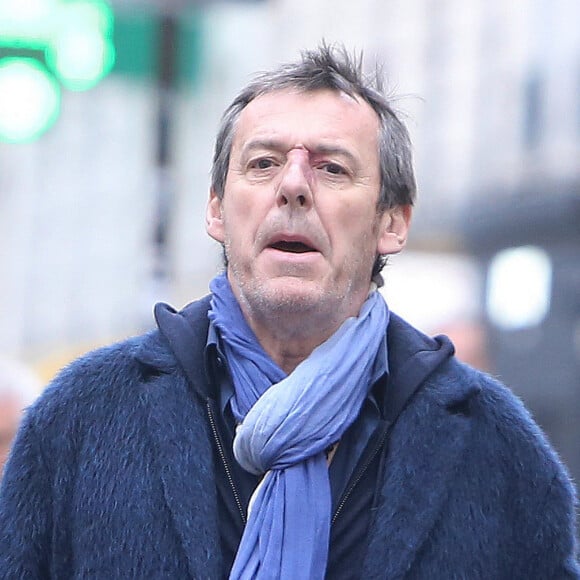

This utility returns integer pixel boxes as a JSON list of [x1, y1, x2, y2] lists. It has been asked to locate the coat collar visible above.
[[135, 295, 213, 401]]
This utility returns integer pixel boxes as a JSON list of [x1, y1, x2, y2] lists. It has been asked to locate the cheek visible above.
[[221, 201, 261, 250], [325, 202, 377, 246], [221, 195, 249, 231], [224, 183, 268, 220]]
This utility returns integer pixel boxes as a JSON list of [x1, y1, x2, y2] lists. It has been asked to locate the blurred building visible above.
[[464, 188, 580, 488]]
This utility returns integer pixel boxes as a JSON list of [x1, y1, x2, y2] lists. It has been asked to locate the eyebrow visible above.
[[239, 138, 285, 159], [313, 144, 359, 166], [240, 138, 360, 166]]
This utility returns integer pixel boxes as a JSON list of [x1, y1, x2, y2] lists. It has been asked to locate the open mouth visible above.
[[269, 241, 317, 254]]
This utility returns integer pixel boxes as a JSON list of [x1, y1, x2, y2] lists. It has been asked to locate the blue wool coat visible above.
[[0, 296, 578, 579]]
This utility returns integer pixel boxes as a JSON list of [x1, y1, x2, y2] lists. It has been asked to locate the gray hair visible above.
[[210, 43, 417, 276]]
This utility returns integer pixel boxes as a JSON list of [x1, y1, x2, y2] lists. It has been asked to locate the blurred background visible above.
[[0, 0, 578, 486]]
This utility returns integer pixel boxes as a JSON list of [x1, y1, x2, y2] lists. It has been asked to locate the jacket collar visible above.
[[135, 295, 213, 402]]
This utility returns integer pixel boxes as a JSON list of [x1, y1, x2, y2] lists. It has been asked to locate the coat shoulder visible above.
[[408, 361, 579, 576], [437, 360, 566, 473], [433, 360, 577, 521], [27, 330, 172, 430]]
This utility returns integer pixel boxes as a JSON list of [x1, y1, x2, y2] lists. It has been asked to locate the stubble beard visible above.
[[225, 239, 374, 338]]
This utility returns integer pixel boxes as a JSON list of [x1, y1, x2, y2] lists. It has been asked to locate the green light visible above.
[[0, 0, 116, 141], [48, 0, 116, 91], [0, 57, 61, 143], [0, 0, 56, 44], [0, 0, 115, 91]]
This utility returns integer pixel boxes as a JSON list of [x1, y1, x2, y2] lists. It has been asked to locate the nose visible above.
[[276, 148, 313, 209]]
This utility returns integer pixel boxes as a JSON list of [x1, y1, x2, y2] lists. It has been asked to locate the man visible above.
[[1, 45, 578, 579]]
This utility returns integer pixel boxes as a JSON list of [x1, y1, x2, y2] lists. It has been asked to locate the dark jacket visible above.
[[1, 296, 578, 579]]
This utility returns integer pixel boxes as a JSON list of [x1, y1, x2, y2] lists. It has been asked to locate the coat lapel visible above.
[[362, 369, 478, 579], [135, 301, 222, 579], [142, 371, 221, 579]]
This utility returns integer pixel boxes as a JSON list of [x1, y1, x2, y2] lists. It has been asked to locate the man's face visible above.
[[207, 88, 409, 326]]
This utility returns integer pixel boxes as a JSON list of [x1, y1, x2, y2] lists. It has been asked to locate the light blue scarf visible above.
[[208, 273, 389, 579]]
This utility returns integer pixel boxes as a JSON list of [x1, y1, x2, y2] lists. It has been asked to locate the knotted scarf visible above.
[[208, 273, 389, 579]]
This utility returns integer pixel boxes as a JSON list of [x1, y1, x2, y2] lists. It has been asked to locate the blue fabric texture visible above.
[[208, 273, 389, 580]]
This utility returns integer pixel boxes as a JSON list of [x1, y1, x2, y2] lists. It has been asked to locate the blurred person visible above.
[[0, 359, 40, 476], [1, 45, 578, 579]]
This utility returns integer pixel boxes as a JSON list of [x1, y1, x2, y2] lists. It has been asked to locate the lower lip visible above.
[[263, 247, 322, 263]]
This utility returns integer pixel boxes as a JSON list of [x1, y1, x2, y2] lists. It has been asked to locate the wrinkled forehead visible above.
[[231, 88, 381, 160]]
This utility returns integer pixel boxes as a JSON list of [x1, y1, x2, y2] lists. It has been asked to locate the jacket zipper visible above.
[[206, 399, 247, 525], [331, 423, 390, 525]]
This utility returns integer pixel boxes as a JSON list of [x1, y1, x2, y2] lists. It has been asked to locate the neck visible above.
[[246, 314, 340, 374], [225, 273, 372, 374], [236, 290, 372, 374]]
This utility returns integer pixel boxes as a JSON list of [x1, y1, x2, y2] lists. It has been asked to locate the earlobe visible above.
[[377, 205, 412, 256], [206, 190, 225, 243]]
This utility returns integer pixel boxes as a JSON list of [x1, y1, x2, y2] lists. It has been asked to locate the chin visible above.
[[267, 282, 323, 310], [243, 276, 327, 315]]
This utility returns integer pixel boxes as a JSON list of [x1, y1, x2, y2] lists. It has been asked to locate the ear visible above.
[[206, 189, 225, 243], [376, 204, 412, 256]]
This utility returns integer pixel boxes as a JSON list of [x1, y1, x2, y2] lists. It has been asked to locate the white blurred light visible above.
[[486, 246, 552, 330], [52, 30, 108, 89], [49, 1, 115, 91], [379, 251, 480, 332], [0, 0, 55, 40], [0, 58, 60, 142]]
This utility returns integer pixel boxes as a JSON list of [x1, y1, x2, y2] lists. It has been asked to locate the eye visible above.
[[249, 157, 276, 170], [320, 162, 347, 176]]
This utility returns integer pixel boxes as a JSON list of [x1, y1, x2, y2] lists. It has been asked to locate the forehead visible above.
[[231, 88, 381, 157]]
